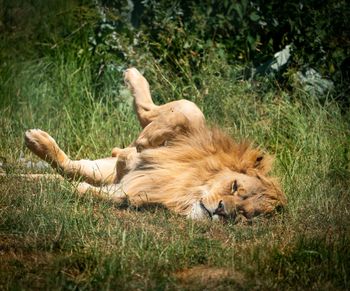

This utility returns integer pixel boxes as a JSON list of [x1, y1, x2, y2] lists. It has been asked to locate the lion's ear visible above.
[[237, 144, 274, 175], [254, 155, 264, 167], [253, 154, 273, 175]]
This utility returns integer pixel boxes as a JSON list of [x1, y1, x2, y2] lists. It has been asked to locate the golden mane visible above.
[[120, 127, 284, 216]]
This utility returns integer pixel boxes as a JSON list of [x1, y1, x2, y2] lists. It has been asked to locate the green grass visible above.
[[1, 1, 350, 290], [1, 53, 349, 290]]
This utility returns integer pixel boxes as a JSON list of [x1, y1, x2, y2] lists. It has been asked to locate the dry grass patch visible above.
[[175, 265, 246, 290]]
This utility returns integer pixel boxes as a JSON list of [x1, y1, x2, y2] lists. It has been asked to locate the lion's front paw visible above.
[[25, 129, 67, 166]]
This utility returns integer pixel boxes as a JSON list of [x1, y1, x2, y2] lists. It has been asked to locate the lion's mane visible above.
[[119, 127, 285, 216]]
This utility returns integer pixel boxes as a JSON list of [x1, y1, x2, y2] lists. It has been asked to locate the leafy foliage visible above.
[[2, 0, 348, 100], [91, 0, 349, 101]]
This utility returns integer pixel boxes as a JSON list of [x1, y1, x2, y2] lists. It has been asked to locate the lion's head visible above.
[[194, 170, 284, 221], [120, 127, 286, 222]]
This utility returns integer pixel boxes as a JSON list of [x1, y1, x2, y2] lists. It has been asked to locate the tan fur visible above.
[[118, 127, 286, 218], [24, 68, 286, 221]]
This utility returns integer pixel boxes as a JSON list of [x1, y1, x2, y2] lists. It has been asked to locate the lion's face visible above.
[[199, 170, 283, 222]]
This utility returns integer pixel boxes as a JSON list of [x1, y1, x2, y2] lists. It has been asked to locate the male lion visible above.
[[25, 68, 286, 221]]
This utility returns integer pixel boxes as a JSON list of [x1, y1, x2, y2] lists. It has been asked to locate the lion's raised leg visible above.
[[124, 68, 205, 130], [124, 68, 159, 128], [125, 68, 205, 152], [25, 129, 119, 185]]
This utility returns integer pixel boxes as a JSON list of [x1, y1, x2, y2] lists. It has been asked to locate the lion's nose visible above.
[[213, 200, 237, 221], [213, 200, 226, 217]]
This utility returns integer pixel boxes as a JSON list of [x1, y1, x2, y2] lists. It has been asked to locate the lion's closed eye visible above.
[[230, 180, 250, 200], [231, 180, 238, 194]]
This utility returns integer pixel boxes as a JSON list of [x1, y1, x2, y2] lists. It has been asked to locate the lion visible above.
[[24, 68, 286, 221]]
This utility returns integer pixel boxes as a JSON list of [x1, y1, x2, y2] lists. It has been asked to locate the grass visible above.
[[1, 1, 350, 290]]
